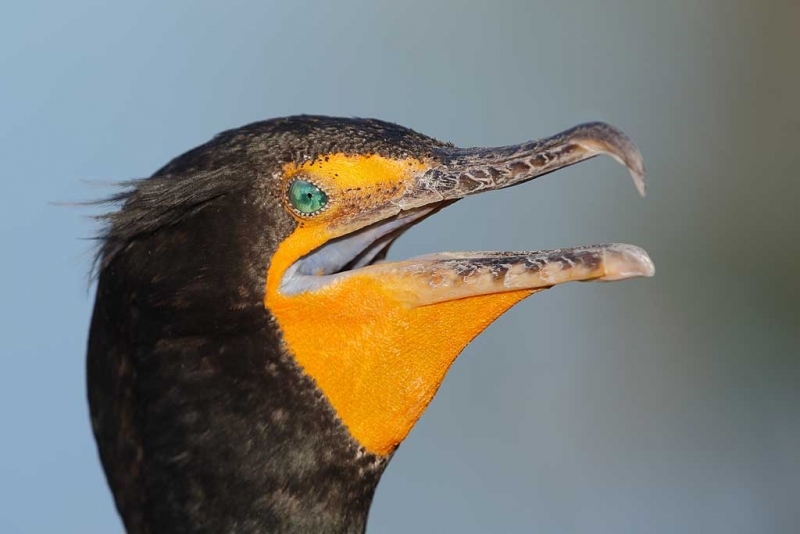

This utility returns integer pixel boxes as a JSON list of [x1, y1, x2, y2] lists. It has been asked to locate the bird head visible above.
[[99, 116, 651, 455], [99, 116, 652, 455], [90, 116, 652, 531]]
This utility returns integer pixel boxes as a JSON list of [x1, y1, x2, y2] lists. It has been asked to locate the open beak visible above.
[[372, 121, 652, 305], [280, 121, 654, 302]]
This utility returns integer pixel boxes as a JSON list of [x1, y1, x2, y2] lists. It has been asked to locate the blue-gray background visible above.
[[1, 1, 798, 532]]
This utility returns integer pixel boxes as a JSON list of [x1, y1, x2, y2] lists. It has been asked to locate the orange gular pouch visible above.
[[269, 263, 537, 456]]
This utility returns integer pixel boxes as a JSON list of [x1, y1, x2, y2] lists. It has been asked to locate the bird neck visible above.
[[88, 270, 389, 533]]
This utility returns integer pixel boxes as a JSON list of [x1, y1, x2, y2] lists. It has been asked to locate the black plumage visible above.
[[88, 115, 651, 533], [88, 116, 447, 533]]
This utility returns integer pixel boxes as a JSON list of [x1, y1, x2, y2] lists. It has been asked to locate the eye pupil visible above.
[[288, 180, 329, 215]]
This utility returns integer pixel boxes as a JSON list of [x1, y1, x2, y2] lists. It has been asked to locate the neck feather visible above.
[[88, 262, 388, 533]]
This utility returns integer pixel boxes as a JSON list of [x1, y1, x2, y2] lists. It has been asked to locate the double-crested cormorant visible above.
[[88, 116, 653, 533]]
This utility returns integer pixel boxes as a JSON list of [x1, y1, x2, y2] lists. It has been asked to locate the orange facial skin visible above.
[[265, 154, 535, 456]]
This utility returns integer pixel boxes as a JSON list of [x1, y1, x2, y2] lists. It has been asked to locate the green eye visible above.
[[288, 179, 329, 215]]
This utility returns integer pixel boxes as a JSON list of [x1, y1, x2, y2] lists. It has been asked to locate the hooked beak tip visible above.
[[571, 125, 647, 197], [597, 244, 655, 281]]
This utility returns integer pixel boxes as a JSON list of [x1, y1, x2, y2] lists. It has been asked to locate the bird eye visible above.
[[288, 179, 329, 215]]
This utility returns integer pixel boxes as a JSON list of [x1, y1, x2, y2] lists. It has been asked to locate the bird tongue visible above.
[[353, 243, 654, 307]]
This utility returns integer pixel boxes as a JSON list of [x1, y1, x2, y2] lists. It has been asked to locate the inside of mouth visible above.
[[280, 208, 436, 295]]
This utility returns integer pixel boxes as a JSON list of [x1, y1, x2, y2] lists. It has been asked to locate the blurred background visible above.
[[1, 0, 798, 532]]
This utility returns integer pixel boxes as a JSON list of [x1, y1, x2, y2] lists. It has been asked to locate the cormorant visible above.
[[88, 116, 653, 533]]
